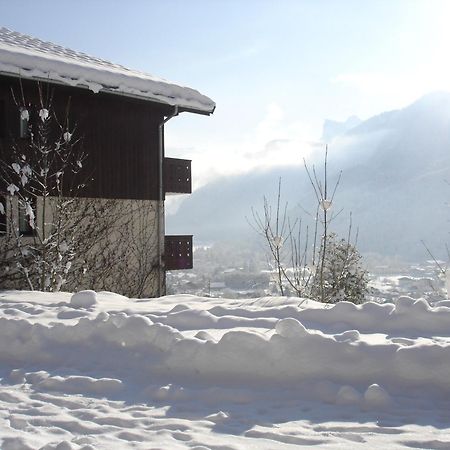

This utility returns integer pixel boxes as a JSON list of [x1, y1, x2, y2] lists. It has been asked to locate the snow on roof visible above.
[[0, 27, 215, 114]]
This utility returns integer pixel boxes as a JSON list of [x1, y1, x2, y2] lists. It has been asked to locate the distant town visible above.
[[167, 242, 448, 303]]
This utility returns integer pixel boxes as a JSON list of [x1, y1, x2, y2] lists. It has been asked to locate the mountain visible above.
[[322, 115, 361, 142], [167, 92, 450, 261]]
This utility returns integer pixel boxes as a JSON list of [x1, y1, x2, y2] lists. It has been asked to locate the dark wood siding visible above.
[[0, 75, 172, 200], [0, 98, 6, 138], [164, 157, 192, 194], [165, 235, 193, 270], [0, 193, 6, 234]]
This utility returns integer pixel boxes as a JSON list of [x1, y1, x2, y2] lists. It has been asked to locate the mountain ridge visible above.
[[167, 92, 450, 261]]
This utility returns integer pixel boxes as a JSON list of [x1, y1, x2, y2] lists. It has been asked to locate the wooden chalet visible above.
[[0, 27, 215, 296]]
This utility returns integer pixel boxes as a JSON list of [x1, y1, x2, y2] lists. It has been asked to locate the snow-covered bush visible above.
[[310, 233, 369, 304]]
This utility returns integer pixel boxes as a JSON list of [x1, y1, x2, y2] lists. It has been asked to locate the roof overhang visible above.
[[0, 28, 215, 116]]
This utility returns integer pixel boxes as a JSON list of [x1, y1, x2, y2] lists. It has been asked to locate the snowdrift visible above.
[[1, 291, 450, 449]]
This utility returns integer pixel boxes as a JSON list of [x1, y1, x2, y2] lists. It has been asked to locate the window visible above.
[[0, 195, 6, 234], [19, 197, 36, 236], [19, 107, 29, 138]]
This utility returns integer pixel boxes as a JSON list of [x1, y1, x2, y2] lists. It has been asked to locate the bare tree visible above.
[[0, 85, 87, 290], [251, 178, 289, 295], [251, 147, 369, 304], [0, 83, 160, 297], [72, 199, 159, 298]]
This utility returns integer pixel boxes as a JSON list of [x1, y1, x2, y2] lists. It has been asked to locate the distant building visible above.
[[210, 281, 226, 290]]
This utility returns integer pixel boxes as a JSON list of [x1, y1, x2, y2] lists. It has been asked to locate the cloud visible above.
[[236, 102, 317, 170], [332, 68, 450, 115], [166, 102, 318, 191], [244, 139, 291, 159]]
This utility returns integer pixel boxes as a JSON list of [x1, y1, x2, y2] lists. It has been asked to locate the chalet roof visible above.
[[0, 27, 215, 115]]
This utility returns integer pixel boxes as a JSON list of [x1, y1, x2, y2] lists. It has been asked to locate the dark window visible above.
[[0, 195, 6, 234], [19, 197, 36, 236]]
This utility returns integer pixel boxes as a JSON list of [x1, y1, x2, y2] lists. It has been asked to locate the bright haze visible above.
[[3, 0, 450, 259], [2, 1, 450, 180]]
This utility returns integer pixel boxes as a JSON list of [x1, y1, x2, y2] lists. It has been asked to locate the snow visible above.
[[7, 183, 19, 195], [70, 290, 97, 308], [38, 109, 49, 122], [0, 28, 215, 114], [446, 270, 450, 297], [1, 291, 450, 449], [20, 108, 29, 121]]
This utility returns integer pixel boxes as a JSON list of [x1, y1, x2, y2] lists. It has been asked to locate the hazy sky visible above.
[[2, 0, 450, 187]]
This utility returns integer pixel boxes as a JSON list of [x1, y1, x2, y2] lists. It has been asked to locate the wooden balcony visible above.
[[164, 157, 192, 194], [165, 235, 193, 270]]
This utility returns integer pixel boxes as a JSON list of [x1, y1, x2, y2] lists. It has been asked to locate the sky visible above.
[[2, 0, 450, 190]]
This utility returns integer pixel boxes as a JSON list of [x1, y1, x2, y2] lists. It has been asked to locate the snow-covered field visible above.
[[1, 291, 450, 449]]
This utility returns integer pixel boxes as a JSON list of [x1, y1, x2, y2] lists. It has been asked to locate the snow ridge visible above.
[[1, 294, 450, 393], [1, 291, 450, 449]]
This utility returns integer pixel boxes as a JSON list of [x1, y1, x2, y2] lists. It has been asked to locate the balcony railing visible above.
[[164, 157, 192, 194], [165, 235, 193, 270]]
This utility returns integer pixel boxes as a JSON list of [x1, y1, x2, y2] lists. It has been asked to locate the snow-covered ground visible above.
[[1, 291, 450, 449]]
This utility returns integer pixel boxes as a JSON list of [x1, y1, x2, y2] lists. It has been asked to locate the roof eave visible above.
[[179, 104, 216, 116], [0, 69, 215, 116]]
